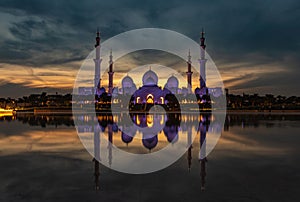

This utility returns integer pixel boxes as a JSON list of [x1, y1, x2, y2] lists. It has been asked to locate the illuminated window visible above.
[[146, 94, 154, 104], [160, 97, 164, 104], [160, 114, 164, 125], [136, 114, 140, 125], [147, 114, 154, 127], [136, 97, 140, 104]]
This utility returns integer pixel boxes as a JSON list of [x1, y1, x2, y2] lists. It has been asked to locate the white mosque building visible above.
[[79, 29, 224, 109]]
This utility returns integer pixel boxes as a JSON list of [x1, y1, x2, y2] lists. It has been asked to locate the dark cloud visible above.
[[0, 0, 299, 96]]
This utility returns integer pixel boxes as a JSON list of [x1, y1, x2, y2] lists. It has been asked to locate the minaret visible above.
[[199, 28, 207, 89], [93, 123, 101, 190], [186, 50, 193, 93], [108, 50, 114, 95], [94, 29, 102, 95]]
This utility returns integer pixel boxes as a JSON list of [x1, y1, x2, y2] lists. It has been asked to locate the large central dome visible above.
[[142, 69, 158, 86]]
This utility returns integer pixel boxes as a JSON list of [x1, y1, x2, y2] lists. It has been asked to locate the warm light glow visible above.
[[160, 96, 164, 104], [136, 114, 140, 125], [146, 114, 154, 127], [136, 97, 140, 104], [0, 108, 13, 116], [146, 94, 154, 104], [0, 62, 79, 90], [160, 114, 164, 125]]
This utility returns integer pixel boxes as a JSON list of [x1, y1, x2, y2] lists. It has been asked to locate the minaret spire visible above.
[[200, 28, 206, 50], [108, 49, 114, 95], [95, 28, 100, 48], [109, 49, 113, 64], [186, 49, 193, 93], [199, 28, 207, 89], [94, 28, 102, 95]]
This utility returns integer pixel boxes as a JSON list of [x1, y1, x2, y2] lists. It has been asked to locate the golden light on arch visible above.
[[146, 94, 154, 104], [160, 96, 164, 104], [160, 114, 164, 125], [136, 96, 140, 104], [136, 114, 140, 125], [146, 114, 154, 127]]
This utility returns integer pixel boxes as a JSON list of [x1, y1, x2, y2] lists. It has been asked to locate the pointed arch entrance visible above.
[[146, 94, 154, 104]]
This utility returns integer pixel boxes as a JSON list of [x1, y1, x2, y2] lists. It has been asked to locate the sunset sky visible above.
[[0, 0, 299, 98]]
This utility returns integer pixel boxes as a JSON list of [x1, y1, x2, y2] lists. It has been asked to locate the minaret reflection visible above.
[[87, 112, 213, 190], [93, 114, 115, 190], [107, 124, 113, 167], [163, 113, 180, 144], [93, 158, 100, 190], [93, 121, 101, 190], [187, 124, 193, 172], [198, 114, 210, 192]]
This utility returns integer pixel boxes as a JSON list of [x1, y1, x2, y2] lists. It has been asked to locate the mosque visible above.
[[81, 29, 223, 111], [75, 30, 219, 190]]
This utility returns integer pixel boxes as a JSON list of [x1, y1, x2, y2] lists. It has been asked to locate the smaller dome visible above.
[[142, 135, 158, 150], [112, 123, 119, 132], [166, 76, 179, 88], [100, 125, 106, 132], [97, 87, 106, 96], [142, 69, 158, 86], [195, 87, 201, 95], [163, 126, 179, 143], [122, 75, 134, 88], [121, 132, 133, 144], [112, 87, 119, 97]]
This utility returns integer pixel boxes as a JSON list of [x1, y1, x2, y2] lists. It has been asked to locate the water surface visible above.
[[0, 114, 299, 202]]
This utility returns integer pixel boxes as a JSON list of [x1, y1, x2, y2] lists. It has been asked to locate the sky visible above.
[[0, 0, 299, 98]]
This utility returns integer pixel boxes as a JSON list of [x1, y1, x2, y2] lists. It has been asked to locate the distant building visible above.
[[78, 87, 93, 95]]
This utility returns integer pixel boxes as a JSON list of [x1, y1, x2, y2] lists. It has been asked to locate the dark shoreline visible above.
[[12, 109, 300, 115]]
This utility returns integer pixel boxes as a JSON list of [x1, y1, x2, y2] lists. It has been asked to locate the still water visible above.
[[0, 113, 299, 202]]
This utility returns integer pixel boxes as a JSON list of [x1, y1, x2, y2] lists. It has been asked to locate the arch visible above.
[[146, 94, 154, 104], [136, 96, 140, 104], [160, 96, 164, 104], [146, 114, 154, 127]]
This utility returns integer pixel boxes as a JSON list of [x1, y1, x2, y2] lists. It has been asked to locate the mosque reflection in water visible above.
[[75, 112, 213, 191]]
